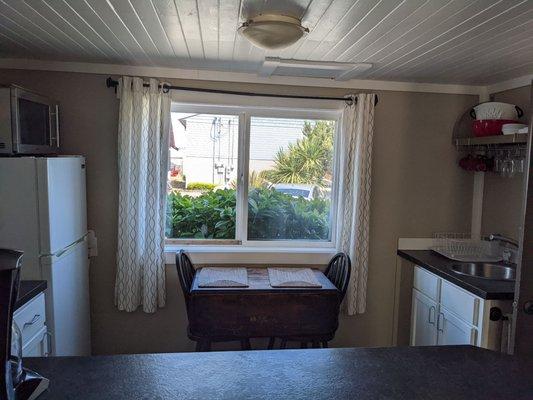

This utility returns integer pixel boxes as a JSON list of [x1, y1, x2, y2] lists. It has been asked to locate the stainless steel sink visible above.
[[451, 263, 516, 281]]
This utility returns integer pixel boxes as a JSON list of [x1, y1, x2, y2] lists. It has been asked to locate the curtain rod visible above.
[[105, 77, 378, 106]]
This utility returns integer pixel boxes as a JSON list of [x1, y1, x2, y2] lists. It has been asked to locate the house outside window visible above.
[[166, 104, 341, 249]]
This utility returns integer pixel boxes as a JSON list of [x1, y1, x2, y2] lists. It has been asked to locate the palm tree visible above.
[[229, 170, 269, 189], [263, 121, 335, 186]]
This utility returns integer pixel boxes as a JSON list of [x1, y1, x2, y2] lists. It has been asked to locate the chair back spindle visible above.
[[176, 250, 195, 306], [324, 252, 351, 302]]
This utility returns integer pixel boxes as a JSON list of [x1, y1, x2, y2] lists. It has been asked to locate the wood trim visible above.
[[511, 81, 533, 355], [0, 58, 485, 95], [164, 246, 335, 265], [397, 238, 435, 250], [471, 172, 485, 241], [486, 75, 533, 95], [165, 239, 242, 246]]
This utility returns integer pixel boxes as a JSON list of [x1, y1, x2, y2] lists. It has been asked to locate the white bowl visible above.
[[472, 102, 521, 120], [502, 123, 527, 135]]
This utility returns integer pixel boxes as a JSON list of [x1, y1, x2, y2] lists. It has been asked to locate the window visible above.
[[167, 112, 239, 241], [166, 104, 340, 248]]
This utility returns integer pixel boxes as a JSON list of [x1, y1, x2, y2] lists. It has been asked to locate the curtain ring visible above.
[[161, 83, 170, 94]]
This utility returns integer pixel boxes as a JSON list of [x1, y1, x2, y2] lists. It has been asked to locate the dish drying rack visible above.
[[431, 233, 502, 262]]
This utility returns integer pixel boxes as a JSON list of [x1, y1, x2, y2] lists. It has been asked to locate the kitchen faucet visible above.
[[488, 234, 519, 263], [488, 234, 519, 248]]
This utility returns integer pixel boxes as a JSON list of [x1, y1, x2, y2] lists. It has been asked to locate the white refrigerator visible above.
[[0, 156, 91, 356]]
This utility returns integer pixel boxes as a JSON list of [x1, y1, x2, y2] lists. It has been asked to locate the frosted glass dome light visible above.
[[238, 14, 309, 50]]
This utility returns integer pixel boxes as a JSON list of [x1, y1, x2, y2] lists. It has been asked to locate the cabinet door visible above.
[[411, 289, 438, 346], [437, 307, 477, 346]]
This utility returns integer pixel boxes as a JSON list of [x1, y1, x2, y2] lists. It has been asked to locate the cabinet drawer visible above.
[[13, 293, 46, 345], [413, 266, 440, 301], [22, 326, 48, 358], [441, 280, 479, 326]]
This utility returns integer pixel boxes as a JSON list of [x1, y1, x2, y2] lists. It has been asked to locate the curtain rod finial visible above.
[[106, 77, 118, 88], [106, 77, 119, 94]]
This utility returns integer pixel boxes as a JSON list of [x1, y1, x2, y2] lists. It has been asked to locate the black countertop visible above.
[[16, 280, 47, 310], [397, 250, 514, 300], [24, 346, 532, 399]]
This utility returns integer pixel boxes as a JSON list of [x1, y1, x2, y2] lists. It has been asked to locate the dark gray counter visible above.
[[24, 346, 532, 399], [397, 250, 514, 299], [16, 280, 47, 310]]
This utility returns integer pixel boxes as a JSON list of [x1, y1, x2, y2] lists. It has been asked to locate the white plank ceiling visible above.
[[0, 0, 532, 85]]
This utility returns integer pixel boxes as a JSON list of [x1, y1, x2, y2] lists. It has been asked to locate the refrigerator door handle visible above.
[[41, 233, 88, 259]]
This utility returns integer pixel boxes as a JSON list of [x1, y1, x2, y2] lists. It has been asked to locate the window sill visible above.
[[164, 245, 336, 265]]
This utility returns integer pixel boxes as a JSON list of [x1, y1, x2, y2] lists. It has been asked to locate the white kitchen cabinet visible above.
[[411, 289, 438, 346], [437, 306, 477, 346], [22, 326, 49, 357], [411, 265, 509, 350], [13, 293, 46, 346], [413, 267, 439, 301], [13, 292, 49, 358]]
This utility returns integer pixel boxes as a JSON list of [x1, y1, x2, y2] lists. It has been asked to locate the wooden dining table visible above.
[[188, 267, 340, 346]]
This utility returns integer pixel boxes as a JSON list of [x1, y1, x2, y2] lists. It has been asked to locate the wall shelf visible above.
[[454, 133, 528, 148]]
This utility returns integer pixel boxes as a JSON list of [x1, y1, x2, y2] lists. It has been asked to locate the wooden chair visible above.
[[274, 252, 351, 350], [176, 250, 252, 352]]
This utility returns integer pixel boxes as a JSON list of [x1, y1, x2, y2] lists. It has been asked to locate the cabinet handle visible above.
[[470, 329, 477, 345], [44, 332, 52, 356], [23, 314, 41, 330], [437, 313, 444, 332], [428, 306, 436, 325]]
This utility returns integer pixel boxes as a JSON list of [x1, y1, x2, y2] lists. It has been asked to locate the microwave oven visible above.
[[0, 85, 59, 155]]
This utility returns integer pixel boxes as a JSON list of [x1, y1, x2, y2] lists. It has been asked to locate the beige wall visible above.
[[482, 86, 531, 240], [0, 69, 476, 354]]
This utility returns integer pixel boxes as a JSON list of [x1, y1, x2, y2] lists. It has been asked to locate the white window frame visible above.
[[168, 100, 343, 250]]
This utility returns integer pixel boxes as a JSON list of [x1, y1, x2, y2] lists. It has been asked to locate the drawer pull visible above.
[[428, 306, 436, 325], [437, 313, 444, 333], [23, 314, 41, 330]]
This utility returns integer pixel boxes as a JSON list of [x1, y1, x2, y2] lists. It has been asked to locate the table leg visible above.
[[196, 339, 211, 352], [267, 337, 276, 350], [240, 339, 252, 350]]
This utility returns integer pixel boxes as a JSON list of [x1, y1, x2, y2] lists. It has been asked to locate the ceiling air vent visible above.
[[258, 57, 372, 81]]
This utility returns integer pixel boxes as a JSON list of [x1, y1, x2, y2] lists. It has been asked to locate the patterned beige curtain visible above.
[[338, 93, 376, 315], [115, 77, 171, 313]]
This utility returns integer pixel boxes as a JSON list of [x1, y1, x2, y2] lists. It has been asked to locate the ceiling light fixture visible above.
[[238, 14, 309, 50]]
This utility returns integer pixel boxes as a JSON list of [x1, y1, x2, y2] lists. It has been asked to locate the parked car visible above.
[[271, 184, 322, 200]]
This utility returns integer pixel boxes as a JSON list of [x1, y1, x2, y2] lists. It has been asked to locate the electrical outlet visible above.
[[87, 230, 98, 257]]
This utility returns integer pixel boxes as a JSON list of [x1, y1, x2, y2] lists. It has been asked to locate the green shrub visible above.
[[186, 182, 217, 191], [247, 188, 330, 240], [166, 188, 330, 240], [166, 189, 236, 239]]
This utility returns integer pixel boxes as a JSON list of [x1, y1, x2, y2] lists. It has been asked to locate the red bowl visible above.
[[472, 119, 520, 137]]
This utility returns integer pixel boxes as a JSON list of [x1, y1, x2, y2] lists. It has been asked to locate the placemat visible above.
[[198, 267, 249, 288], [267, 268, 322, 288]]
